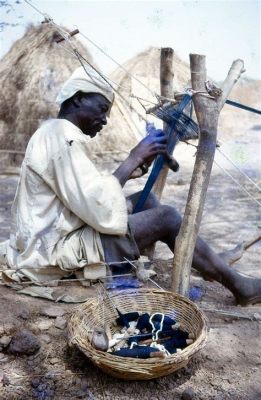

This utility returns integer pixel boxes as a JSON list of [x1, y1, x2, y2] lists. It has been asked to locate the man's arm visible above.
[[113, 128, 169, 187]]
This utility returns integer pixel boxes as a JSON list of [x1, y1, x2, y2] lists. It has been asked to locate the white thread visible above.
[[217, 147, 261, 192], [214, 160, 261, 207]]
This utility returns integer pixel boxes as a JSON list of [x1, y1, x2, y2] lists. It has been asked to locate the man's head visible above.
[[59, 91, 110, 137], [56, 65, 114, 137]]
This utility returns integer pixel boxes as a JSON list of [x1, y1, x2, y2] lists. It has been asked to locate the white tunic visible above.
[[1, 119, 128, 281]]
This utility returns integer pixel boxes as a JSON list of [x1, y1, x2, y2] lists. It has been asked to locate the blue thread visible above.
[[225, 100, 261, 115], [133, 94, 194, 213]]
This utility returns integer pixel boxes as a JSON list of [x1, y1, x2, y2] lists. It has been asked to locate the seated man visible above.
[[1, 65, 260, 306]]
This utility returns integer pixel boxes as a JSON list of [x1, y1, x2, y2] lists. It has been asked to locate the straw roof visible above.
[[0, 28, 259, 170], [111, 47, 261, 142], [109, 47, 191, 134], [0, 23, 92, 168], [0, 23, 145, 169]]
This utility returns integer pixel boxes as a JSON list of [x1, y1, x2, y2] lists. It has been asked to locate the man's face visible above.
[[76, 93, 110, 137]]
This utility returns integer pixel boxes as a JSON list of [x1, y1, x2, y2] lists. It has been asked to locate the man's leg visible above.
[[127, 191, 160, 213], [128, 205, 261, 306]]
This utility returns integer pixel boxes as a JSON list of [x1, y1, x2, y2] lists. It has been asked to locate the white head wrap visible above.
[[56, 64, 114, 112]]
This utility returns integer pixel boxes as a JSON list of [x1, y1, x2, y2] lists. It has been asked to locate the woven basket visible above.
[[68, 288, 208, 380]]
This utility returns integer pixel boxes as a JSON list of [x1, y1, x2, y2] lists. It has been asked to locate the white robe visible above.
[[0, 119, 128, 281]]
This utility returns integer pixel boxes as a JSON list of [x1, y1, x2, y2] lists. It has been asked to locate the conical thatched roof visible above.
[[110, 46, 261, 141], [109, 47, 191, 132], [1, 32, 259, 171], [111, 47, 190, 94], [0, 23, 94, 168], [0, 23, 143, 170]]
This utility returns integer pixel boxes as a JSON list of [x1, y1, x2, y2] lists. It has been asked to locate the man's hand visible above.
[[129, 123, 169, 167], [113, 123, 170, 187]]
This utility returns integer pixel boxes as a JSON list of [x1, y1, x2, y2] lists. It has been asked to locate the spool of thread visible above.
[[116, 311, 140, 328], [136, 313, 151, 331], [113, 346, 165, 359]]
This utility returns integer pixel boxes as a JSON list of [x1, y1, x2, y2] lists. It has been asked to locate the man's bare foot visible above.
[[234, 275, 261, 306]]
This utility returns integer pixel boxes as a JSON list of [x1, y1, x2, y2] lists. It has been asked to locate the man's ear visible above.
[[72, 93, 82, 108]]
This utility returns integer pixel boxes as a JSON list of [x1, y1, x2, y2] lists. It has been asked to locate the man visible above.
[[1, 65, 260, 306]]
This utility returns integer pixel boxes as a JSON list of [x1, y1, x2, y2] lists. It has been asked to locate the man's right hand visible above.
[[129, 123, 170, 167], [113, 123, 170, 187]]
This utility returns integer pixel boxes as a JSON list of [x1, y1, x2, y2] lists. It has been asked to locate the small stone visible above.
[[45, 371, 59, 382], [17, 308, 30, 320], [45, 371, 57, 380], [49, 357, 60, 365], [54, 316, 67, 330], [72, 376, 82, 386], [81, 381, 89, 391], [41, 334, 51, 344], [34, 367, 42, 375], [38, 383, 47, 391], [31, 378, 40, 388], [181, 388, 195, 400], [8, 329, 41, 355], [253, 313, 261, 321], [38, 320, 53, 331], [41, 306, 66, 318], [0, 352, 8, 362], [2, 374, 10, 387], [0, 336, 11, 348]]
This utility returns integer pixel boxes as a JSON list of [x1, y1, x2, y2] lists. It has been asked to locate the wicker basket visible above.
[[68, 288, 208, 380]]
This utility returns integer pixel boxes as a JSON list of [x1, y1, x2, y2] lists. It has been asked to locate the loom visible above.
[[133, 94, 199, 213]]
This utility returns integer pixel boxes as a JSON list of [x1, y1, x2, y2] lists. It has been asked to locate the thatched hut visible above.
[[0, 23, 140, 170], [1, 26, 259, 171], [111, 46, 261, 141], [110, 47, 191, 132], [0, 23, 93, 168]]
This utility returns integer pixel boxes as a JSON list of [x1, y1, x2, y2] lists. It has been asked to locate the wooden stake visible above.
[[171, 55, 245, 295], [152, 47, 174, 198], [142, 48, 174, 260]]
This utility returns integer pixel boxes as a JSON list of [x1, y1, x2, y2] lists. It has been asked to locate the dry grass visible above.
[[0, 26, 260, 170], [0, 23, 92, 168]]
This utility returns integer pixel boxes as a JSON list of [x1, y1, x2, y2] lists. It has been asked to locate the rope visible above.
[[24, 0, 158, 105], [213, 159, 261, 207], [24, 0, 261, 120], [24, 0, 52, 21], [0, 273, 135, 286], [124, 257, 163, 289], [73, 48, 148, 123], [0, 149, 25, 154], [179, 139, 261, 208], [24, 1, 149, 125], [78, 31, 158, 99], [217, 147, 261, 192]]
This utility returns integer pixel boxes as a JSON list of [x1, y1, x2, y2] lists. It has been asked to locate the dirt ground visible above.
[[0, 140, 260, 399]]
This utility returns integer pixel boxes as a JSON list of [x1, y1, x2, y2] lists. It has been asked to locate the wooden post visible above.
[[143, 48, 174, 260], [171, 54, 245, 295], [153, 47, 174, 198]]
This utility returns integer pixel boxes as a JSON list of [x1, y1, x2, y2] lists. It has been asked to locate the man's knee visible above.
[[128, 191, 160, 210], [159, 205, 182, 230]]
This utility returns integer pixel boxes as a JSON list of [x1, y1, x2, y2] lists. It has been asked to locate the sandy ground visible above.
[[0, 137, 260, 400]]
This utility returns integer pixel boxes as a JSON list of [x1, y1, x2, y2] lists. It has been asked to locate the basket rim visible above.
[[68, 288, 208, 367]]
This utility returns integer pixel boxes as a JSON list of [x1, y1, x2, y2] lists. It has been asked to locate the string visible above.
[[213, 160, 261, 207]]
